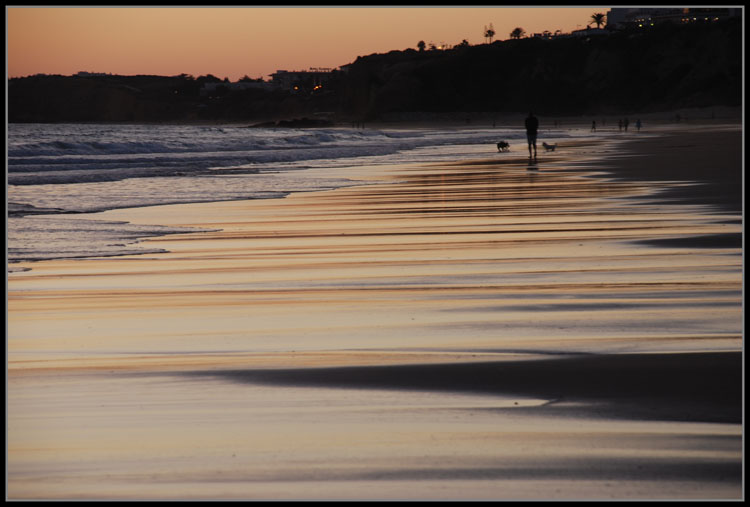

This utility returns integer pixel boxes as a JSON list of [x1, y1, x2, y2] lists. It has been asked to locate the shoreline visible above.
[[8, 121, 742, 268], [6, 104, 742, 128], [7, 121, 743, 500], [8, 122, 742, 372]]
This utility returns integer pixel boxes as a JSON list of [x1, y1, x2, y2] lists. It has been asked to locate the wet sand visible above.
[[6, 123, 743, 500]]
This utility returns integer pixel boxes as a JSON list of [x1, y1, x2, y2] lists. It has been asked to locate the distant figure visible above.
[[525, 112, 539, 160], [618, 119, 623, 132], [635, 118, 642, 132], [591, 120, 596, 132], [624, 118, 629, 131]]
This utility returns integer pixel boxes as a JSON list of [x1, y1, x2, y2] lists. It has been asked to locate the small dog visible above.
[[496, 141, 510, 152], [542, 142, 557, 152]]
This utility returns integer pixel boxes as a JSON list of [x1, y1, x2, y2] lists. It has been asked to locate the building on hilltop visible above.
[[270, 68, 336, 92], [606, 7, 740, 29], [570, 27, 609, 38]]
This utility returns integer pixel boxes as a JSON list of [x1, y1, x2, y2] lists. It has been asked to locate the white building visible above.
[[270, 68, 336, 92]]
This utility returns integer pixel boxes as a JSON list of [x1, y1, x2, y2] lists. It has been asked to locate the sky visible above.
[[7, 6, 611, 81]]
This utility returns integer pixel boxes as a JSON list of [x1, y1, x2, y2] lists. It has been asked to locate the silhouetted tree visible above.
[[198, 74, 221, 83], [417, 40, 426, 51], [591, 12, 606, 28], [456, 39, 470, 47], [484, 23, 495, 43], [510, 27, 525, 39]]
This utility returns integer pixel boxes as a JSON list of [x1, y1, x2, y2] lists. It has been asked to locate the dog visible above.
[[496, 141, 510, 152], [542, 142, 557, 152]]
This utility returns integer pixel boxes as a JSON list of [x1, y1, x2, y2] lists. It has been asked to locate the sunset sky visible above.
[[7, 6, 611, 81]]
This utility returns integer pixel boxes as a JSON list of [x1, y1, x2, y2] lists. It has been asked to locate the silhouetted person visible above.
[[525, 112, 539, 159], [636, 119, 642, 132], [624, 118, 629, 131], [591, 120, 596, 132]]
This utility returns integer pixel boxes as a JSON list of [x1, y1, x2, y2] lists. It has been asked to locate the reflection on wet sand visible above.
[[7, 127, 743, 500]]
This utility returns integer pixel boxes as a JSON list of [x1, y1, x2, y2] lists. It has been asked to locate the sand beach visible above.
[[6, 121, 743, 500]]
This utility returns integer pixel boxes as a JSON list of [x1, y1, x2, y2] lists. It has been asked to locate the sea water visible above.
[[7, 123, 574, 266]]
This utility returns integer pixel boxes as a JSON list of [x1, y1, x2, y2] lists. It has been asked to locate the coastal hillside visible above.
[[8, 18, 741, 123], [340, 18, 741, 118]]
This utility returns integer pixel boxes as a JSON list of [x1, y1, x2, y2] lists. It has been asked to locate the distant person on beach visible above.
[[624, 118, 629, 131], [524, 112, 539, 159], [591, 120, 596, 132], [636, 119, 642, 132]]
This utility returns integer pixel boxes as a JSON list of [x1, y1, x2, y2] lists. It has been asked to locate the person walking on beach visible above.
[[636, 118, 642, 132], [624, 118, 629, 131], [525, 112, 539, 160], [591, 120, 596, 132]]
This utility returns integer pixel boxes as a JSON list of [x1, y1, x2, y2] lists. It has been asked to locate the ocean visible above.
[[7, 123, 575, 266]]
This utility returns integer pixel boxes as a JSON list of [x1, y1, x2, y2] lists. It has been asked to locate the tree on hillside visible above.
[[417, 40, 426, 52], [456, 39, 470, 47], [591, 12, 606, 28], [484, 23, 495, 44], [510, 27, 525, 39]]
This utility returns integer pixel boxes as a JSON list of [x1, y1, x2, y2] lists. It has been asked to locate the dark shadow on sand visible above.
[[635, 233, 742, 249], [584, 129, 742, 214], [181, 351, 741, 423]]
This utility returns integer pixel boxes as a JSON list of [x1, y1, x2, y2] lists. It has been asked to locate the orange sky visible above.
[[7, 6, 611, 81]]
